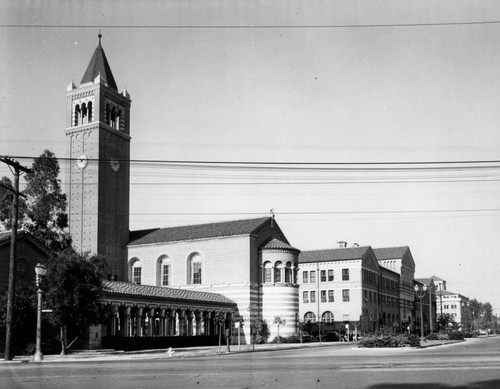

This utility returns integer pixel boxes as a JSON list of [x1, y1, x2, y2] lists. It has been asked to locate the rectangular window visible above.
[[303, 291, 309, 304], [328, 269, 334, 281], [320, 270, 326, 282], [192, 262, 202, 284], [321, 290, 327, 302], [342, 268, 349, 281], [310, 271, 316, 283], [303, 271, 308, 283], [133, 267, 141, 285], [342, 289, 350, 302], [310, 291, 316, 303], [328, 290, 334, 302], [162, 264, 169, 286]]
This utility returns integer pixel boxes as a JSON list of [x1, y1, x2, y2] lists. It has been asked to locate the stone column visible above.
[[148, 308, 155, 337], [121, 306, 131, 337], [158, 309, 165, 336], [111, 305, 119, 336], [136, 307, 144, 337], [195, 312, 202, 336], [177, 310, 186, 336], [186, 311, 194, 336]]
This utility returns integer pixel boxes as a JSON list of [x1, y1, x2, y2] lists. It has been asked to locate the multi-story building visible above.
[[298, 245, 400, 335], [374, 247, 416, 331], [435, 290, 471, 331]]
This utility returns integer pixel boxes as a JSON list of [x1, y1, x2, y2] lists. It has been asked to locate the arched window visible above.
[[322, 311, 334, 323], [87, 101, 93, 122], [188, 253, 202, 285], [263, 261, 272, 283], [110, 107, 116, 128], [116, 109, 121, 129], [81, 103, 87, 124], [284, 261, 292, 283], [304, 312, 316, 323], [106, 104, 110, 125], [131, 259, 142, 285], [74, 104, 81, 126], [274, 261, 282, 283], [157, 256, 170, 286]]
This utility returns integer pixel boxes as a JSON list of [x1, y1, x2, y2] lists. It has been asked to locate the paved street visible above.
[[1, 336, 500, 388]]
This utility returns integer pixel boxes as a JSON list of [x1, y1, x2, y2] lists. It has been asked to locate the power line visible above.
[[67, 208, 500, 217], [6, 155, 500, 169], [3, 20, 500, 29]]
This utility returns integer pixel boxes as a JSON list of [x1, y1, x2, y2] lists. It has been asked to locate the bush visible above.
[[270, 335, 301, 344], [358, 334, 420, 348]]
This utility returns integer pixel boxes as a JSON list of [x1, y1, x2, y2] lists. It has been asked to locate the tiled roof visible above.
[[415, 277, 434, 286], [436, 290, 462, 297], [102, 280, 235, 306], [261, 238, 300, 253], [81, 37, 118, 90], [373, 247, 409, 260], [128, 217, 272, 246], [0, 230, 51, 255], [299, 246, 371, 263]]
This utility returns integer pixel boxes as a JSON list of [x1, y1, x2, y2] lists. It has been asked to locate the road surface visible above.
[[1, 336, 499, 388]]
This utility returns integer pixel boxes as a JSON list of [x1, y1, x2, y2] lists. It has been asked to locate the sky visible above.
[[1, 1, 500, 314]]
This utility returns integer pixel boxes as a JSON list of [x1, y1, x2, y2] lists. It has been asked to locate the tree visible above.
[[0, 176, 21, 230], [44, 251, 107, 354], [469, 299, 484, 333], [0, 150, 70, 251], [23, 150, 70, 251], [273, 316, 286, 347], [0, 284, 37, 355], [483, 302, 493, 328]]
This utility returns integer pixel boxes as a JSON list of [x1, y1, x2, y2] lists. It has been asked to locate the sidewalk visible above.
[[0, 341, 349, 364], [1, 336, 481, 365]]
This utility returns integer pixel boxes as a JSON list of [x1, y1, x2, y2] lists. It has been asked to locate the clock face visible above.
[[76, 154, 88, 169], [110, 158, 120, 172]]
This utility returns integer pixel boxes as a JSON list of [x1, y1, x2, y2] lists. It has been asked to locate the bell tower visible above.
[[65, 34, 131, 280]]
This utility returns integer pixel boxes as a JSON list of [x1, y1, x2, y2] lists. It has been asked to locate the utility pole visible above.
[[0, 156, 32, 360]]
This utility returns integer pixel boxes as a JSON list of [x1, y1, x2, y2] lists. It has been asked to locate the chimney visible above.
[[337, 241, 347, 248]]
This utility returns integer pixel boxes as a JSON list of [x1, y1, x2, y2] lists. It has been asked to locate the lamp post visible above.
[[414, 284, 427, 342], [34, 263, 47, 362]]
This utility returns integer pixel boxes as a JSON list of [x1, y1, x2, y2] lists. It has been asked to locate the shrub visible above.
[[358, 334, 420, 348], [270, 335, 301, 344]]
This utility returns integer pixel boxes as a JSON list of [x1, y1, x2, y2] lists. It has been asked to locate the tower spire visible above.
[[80, 33, 118, 90]]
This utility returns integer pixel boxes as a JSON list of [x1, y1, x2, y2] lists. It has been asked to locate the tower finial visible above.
[[98, 31, 102, 45]]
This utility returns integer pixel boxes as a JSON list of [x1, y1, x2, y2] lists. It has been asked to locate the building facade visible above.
[[435, 290, 471, 331], [374, 247, 416, 331], [298, 245, 400, 335], [0, 231, 50, 290], [126, 217, 300, 342]]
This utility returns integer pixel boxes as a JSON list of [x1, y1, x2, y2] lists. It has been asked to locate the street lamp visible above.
[[414, 284, 427, 342], [34, 263, 47, 362]]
